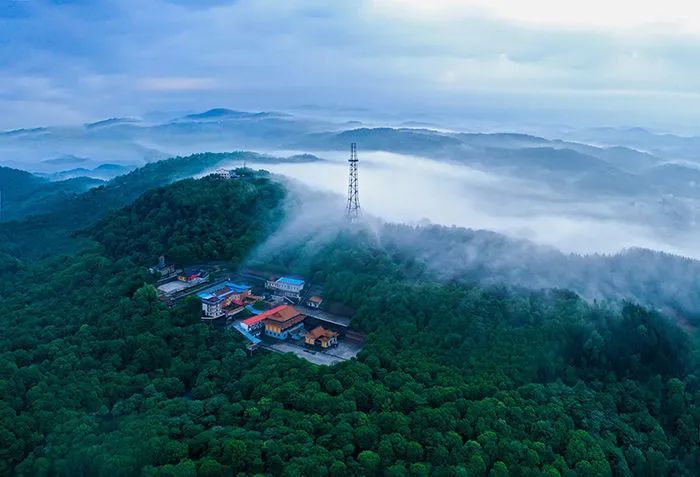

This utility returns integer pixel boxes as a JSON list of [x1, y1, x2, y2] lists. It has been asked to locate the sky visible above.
[[3, 0, 700, 130]]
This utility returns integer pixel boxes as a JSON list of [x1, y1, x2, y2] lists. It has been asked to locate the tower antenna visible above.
[[345, 143, 361, 222]]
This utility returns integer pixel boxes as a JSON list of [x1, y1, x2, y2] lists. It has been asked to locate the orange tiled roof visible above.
[[264, 305, 302, 323], [305, 326, 338, 340], [244, 305, 305, 328], [241, 304, 288, 327], [265, 314, 305, 330]]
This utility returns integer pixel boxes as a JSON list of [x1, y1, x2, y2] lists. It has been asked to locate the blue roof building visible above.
[[197, 281, 251, 302], [265, 275, 305, 300], [197, 281, 253, 318], [277, 277, 305, 287]]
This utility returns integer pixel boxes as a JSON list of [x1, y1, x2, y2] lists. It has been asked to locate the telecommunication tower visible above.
[[345, 143, 361, 221]]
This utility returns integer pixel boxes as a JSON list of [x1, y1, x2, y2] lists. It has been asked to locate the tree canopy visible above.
[[1, 175, 699, 476]]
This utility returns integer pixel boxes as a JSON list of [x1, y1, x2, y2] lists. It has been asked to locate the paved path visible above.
[[260, 341, 346, 365], [297, 306, 351, 327]]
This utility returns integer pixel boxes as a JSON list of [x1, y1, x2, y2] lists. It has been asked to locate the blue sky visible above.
[[3, 0, 700, 130]]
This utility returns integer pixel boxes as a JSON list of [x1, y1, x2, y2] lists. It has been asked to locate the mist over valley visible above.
[[5, 107, 700, 260], [5, 107, 700, 319]]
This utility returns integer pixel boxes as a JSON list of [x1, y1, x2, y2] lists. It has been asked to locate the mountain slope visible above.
[[1, 176, 104, 222], [0, 151, 299, 259], [0, 166, 44, 202], [0, 167, 107, 221], [2, 178, 699, 476], [90, 173, 285, 266], [380, 223, 700, 319]]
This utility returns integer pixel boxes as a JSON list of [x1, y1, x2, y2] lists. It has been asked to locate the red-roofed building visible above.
[[240, 305, 306, 340], [240, 305, 285, 335], [304, 326, 339, 349]]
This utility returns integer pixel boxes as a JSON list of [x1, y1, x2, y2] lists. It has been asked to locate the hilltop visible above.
[[90, 173, 285, 266], [0, 151, 316, 259]]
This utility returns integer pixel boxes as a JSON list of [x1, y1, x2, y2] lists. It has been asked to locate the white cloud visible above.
[[246, 151, 700, 257], [374, 0, 700, 34], [3, 0, 700, 128], [137, 77, 219, 92]]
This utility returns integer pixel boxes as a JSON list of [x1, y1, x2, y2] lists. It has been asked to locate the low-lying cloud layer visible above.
[[241, 150, 700, 258], [242, 167, 700, 318]]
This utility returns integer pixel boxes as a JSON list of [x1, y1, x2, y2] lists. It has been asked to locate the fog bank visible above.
[[235, 150, 700, 258]]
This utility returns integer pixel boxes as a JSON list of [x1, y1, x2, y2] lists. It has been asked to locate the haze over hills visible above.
[[2, 107, 692, 189], [4, 107, 700, 314], [5, 107, 700, 259], [9, 169, 699, 476], [2, 150, 700, 324]]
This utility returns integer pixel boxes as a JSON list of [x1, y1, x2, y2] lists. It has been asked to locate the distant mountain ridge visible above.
[[44, 163, 134, 181], [4, 106, 700, 202], [0, 166, 103, 222], [42, 154, 90, 165], [179, 108, 284, 122], [563, 126, 700, 161], [0, 127, 48, 137], [84, 117, 142, 129]]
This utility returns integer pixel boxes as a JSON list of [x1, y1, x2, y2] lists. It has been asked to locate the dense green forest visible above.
[[376, 223, 700, 320], [90, 173, 285, 266], [0, 166, 103, 222], [0, 153, 258, 259], [2, 174, 700, 476]]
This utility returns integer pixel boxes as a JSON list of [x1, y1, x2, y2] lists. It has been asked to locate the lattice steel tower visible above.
[[345, 142, 361, 221]]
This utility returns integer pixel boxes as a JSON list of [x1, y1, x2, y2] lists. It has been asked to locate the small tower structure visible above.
[[345, 143, 361, 221]]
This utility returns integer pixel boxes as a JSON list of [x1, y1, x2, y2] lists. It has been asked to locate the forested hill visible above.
[[378, 223, 700, 320], [2, 187, 699, 475], [0, 152, 267, 259], [0, 166, 43, 200], [0, 166, 103, 222], [90, 174, 285, 266]]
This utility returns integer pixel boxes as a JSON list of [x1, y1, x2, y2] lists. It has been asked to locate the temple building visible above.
[[178, 267, 209, 283], [239, 313, 267, 336], [306, 296, 323, 309], [213, 168, 235, 180], [149, 255, 176, 278], [264, 305, 306, 339], [240, 305, 307, 340], [265, 276, 305, 300], [238, 305, 286, 335], [197, 281, 253, 318], [304, 326, 339, 349]]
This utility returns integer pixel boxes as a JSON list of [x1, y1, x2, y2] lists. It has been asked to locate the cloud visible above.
[[3, 0, 700, 129], [375, 0, 700, 34], [246, 150, 700, 258], [137, 77, 219, 92]]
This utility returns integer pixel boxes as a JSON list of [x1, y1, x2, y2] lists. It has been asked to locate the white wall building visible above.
[[265, 276, 305, 299], [213, 169, 231, 180]]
